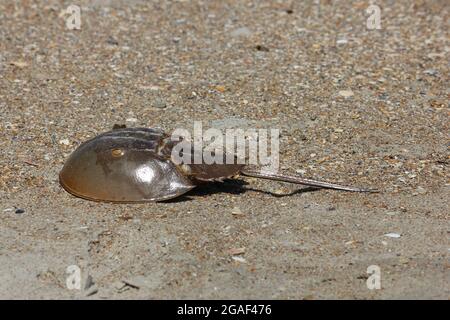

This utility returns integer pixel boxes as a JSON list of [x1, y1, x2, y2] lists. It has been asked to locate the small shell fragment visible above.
[[384, 233, 401, 238], [231, 256, 247, 263], [59, 138, 70, 145], [227, 247, 246, 255], [231, 207, 245, 216]]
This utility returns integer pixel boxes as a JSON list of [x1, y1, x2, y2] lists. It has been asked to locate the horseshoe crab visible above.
[[59, 127, 376, 202]]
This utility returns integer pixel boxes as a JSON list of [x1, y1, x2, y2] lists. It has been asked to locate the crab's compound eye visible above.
[[111, 148, 124, 158]]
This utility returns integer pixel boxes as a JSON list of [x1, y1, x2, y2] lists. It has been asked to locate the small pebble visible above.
[[59, 138, 70, 145], [339, 90, 354, 98], [153, 98, 167, 109], [227, 247, 246, 255], [385, 211, 401, 216], [215, 85, 226, 93], [15, 208, 25, 214], [231, 207, 245, 216], [384, 233, 401, 238], [423, 69, 438, 76], [231, 256, 247, 263]]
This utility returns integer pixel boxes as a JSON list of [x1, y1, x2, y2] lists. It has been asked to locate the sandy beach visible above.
[[0, 0, 448, 299]]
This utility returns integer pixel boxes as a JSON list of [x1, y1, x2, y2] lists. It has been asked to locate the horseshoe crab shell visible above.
[[60, 127, 376, 203], [59, 128, 195, 202]]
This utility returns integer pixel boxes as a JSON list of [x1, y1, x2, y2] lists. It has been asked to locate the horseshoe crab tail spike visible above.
[[240, 169, 378, 193]]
